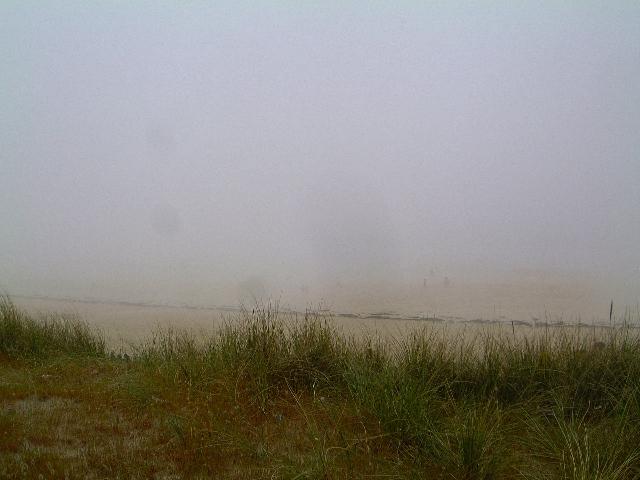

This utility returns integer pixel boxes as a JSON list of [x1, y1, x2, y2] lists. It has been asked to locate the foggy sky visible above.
[[1, 2, 639, 308]]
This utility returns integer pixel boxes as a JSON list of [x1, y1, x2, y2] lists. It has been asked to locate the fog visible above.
[[2, 2, 639, 319]]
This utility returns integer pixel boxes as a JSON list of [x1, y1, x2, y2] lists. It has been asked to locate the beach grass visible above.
[[1, 296, 640, 479]]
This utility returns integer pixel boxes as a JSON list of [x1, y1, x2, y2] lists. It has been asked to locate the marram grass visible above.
[[1, 297, 640, 479]]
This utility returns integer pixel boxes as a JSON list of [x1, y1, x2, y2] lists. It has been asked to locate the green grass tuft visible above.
[[0, 296, 105, 359]]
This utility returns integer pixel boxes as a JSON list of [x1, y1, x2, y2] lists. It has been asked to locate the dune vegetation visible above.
[[2, 296, 640, 479]]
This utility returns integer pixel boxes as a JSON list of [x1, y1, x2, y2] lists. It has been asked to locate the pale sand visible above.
[[13, 286, 628, 349]]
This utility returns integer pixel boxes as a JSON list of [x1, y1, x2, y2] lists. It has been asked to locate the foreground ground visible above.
[[2, 298, 640, 479]]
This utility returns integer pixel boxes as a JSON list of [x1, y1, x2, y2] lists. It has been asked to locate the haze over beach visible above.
[[4, 3, 640, 478], [2, 2, 639, 330]]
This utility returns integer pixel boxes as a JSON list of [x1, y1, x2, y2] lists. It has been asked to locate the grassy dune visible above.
[[2, 297, 640, 479]]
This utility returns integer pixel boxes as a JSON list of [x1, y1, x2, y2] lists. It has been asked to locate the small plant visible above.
[[442, 403, 505, 480], [523, 400, 640, 480]]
